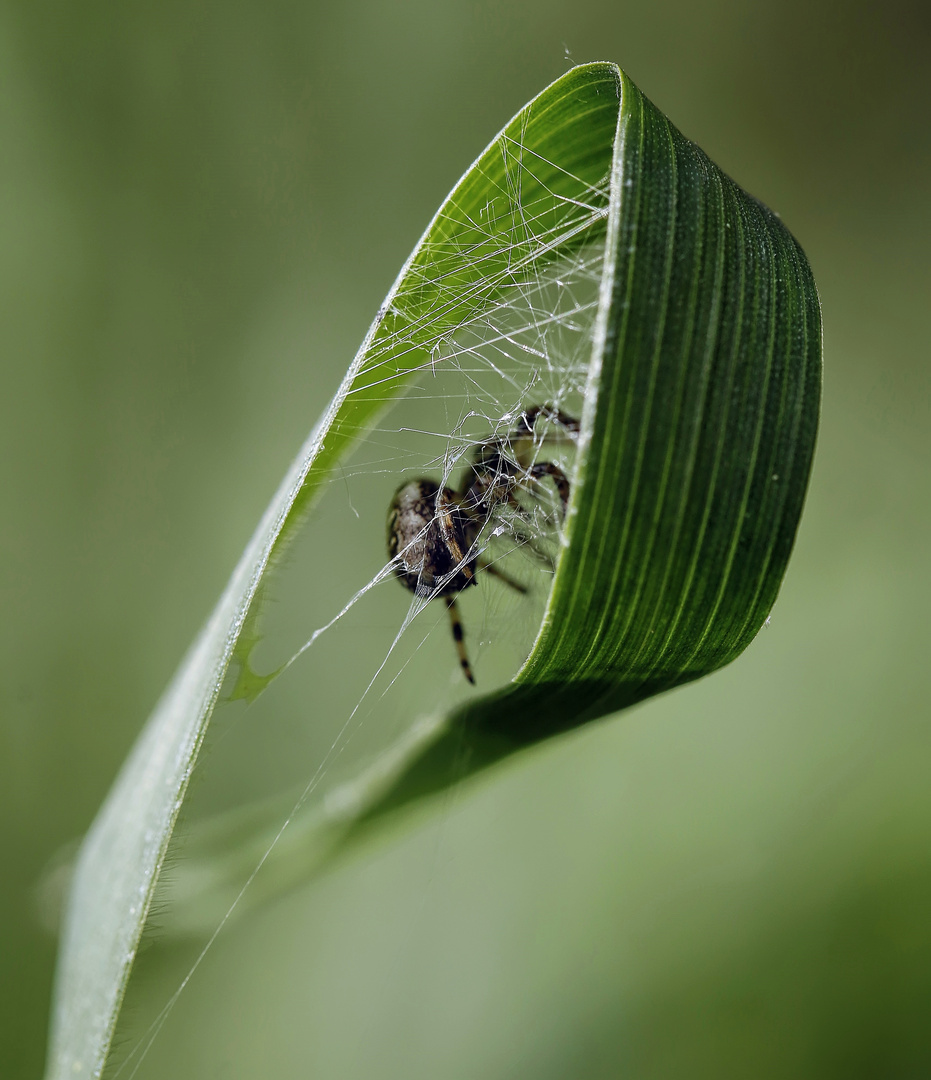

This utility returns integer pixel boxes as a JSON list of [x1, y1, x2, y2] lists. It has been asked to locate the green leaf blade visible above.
[[45, 62, 821, 1077]]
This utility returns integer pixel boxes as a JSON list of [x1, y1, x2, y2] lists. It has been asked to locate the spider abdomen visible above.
[[387, 479, 478, 599]]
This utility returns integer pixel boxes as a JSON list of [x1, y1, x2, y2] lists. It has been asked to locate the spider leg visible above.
[[436, 490, 475, 584], [529, 461, 571, 515], [466, 405, 579, 495], [514, 404, 581, 438], [445, 595, 475, 684]]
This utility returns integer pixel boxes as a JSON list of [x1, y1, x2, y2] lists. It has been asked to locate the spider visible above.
[[386, 405, 580, 684]]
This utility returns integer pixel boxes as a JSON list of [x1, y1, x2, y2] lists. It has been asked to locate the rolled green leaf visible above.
[[478, 68, 821, 737], [45, 62, 819, 1080]]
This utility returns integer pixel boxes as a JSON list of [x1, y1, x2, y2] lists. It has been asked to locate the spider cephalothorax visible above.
[[386, 405, 579, 683]]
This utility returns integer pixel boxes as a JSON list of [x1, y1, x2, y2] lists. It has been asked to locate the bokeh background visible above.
[[3, 0, 930, 1077]]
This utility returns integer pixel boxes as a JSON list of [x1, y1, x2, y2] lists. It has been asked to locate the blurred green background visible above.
[[3, 0, 930, 1077]]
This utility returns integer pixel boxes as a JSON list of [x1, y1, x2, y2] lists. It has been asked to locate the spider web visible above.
[[107, 131, 610, 1079]]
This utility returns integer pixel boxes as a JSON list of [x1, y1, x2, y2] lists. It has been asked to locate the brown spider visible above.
[[386, 405, 580, 683]]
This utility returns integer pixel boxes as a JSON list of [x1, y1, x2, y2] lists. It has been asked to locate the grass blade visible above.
[[45, 62, 819, 1078]]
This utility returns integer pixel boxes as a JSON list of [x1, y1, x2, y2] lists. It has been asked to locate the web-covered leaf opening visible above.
[[235, 148, 613, 703]]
